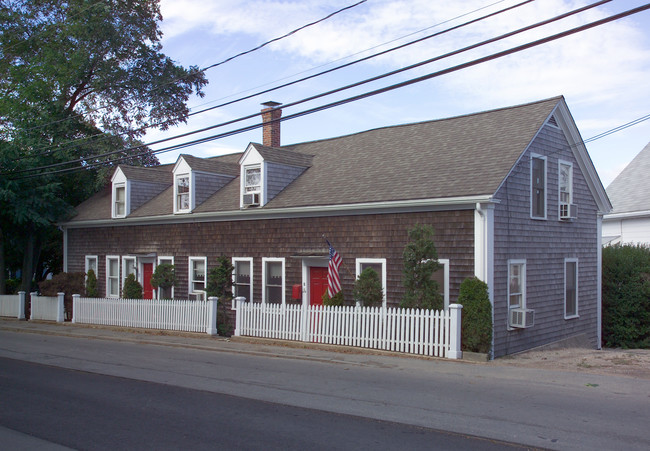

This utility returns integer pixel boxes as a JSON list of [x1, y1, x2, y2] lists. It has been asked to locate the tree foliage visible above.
[[122, 273, 143, 299], [206, 256, 234, 300], [150, 263, 176, 299], [85, 268, 98, 297], [353, 267, 383, 307], [602, 244, 650, 348], [0, 0, 207, 293], [401, 224, 442, 310], [458, 277, 492, 354]]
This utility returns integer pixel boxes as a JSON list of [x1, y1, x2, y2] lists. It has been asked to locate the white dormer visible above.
[[172, 157, 194, 214], [111, 167, 130, 218], [239, 144, 266, 208]]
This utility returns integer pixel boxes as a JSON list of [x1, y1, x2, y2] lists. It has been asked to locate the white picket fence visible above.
[[72, 295, 218, 335], [233, 299, 463, 359], [30, 292, 65, 322], [0, 292, 26, 319]]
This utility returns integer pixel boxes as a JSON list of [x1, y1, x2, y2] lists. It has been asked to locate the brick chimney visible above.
[[261, 101, 282, 147]]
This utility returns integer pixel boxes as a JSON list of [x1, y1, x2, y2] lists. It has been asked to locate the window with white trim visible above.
[[113, 184, 126, 218], [85, 255, 98, 278], [106, 256, 120, 298], [356, 258, 387, 307], [508, 260, 526, 310], [431, 259, 450, 309], [263, 258, 284, 304], [233, 257, 253, 302], [175, 174, 191, 213], [559, 161, 573, 218], [531, 155, 546, 219], [565, 259, 578, 319], [122, 256, 136, 288], [188, 257, 206, 295], [156, 256, 175, 299], [245, 166, 261, 193]]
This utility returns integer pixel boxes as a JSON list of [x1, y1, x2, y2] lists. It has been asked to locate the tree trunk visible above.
[[20, 229, 35, 293]]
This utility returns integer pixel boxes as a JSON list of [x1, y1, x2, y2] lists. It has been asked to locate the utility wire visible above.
[[13, 0, 532, 161], [7, 0, 606, 175], [7, 1, 649, 179]]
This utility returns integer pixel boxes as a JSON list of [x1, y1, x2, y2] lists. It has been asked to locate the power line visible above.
[[13, 0, 532, 161], [7, 2, 649, 179]]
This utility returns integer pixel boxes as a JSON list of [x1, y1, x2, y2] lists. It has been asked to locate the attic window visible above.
[[175, 174, 190, 212], [113, 183, 126, 218], [547, 115, 559, 127], [245, 166, 261, 193]]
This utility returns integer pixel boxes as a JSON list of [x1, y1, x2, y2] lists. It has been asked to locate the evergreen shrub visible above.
[[353, 267, 383, 307], [122, 273, 143, 299], [458, 276, 492, 354]]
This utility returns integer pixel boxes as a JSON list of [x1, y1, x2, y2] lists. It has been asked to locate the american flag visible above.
[[327, 240, 342, 297]]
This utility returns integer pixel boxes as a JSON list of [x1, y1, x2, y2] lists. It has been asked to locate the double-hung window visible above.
[[113, 184, 126, 218], [106, 256, 120, 297], [565, 259, 578, 318], [432, 259, 450, 309], [508, 260, 526, 310], [188, 257, 206, 295], [245, 166, 261, 193], [233, 257, 253, 302], [531, 155, 546, 219], [356, 258, 387, 307], [85, 255, 98, 278], [122, 256, 136, 291], [156, 256, 175, 299], [559, 161, 574, 219], [263, 258, 284, 304], [175, 174, 190, 213]]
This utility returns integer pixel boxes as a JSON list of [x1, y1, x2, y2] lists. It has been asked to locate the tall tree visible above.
[[0, 0, 207, 293]]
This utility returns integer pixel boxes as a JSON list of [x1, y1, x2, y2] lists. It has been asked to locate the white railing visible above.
[[72, 295, 218, 335], [234, 299, 463, 359], [0, 292, 26, 319], [30, 292, 65, 322]]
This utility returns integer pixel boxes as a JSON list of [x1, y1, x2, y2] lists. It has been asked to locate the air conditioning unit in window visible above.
[[189, 291, 206, 301], [559, 203, 577, 220], [243, 193, 260, 207], [510, 308, 535, 328]]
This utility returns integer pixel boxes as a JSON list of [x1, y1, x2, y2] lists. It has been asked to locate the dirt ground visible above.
[[490, 347, 650, 380]]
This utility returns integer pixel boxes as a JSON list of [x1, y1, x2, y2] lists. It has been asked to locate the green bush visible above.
[[458, 277, 492, 354], [401, 223, 443, 310], [353, 267, 383, 307], [5, 278, 20, 294], [322, 290, 345, 306], [122, 273, 143, 299], [85, 269, 98, 297], [150, 263, 176, 299], [602, 244, 650, 349], [206, 256, 235, 337]]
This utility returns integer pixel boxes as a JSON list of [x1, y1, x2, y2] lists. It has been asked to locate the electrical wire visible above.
[[6, 2, 649, 179]]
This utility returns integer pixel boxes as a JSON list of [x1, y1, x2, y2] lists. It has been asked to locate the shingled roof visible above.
[[66, 97, 566, 222], [606, 142, 650, 214]]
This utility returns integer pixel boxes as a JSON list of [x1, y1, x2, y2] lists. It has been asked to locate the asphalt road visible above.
[[0, 357, 526, 450], [1, 324, 649, 450]]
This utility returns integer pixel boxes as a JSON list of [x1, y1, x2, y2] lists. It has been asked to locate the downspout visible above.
[[475, 202, 495, 359]]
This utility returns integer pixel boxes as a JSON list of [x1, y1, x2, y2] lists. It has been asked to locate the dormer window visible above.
[[175, 174, 190, 213], [114, 184, 125, 217], [245, 166, 261, 193]]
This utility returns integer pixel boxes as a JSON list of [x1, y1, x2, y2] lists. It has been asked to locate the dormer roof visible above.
[[177, 154, 240, 176]]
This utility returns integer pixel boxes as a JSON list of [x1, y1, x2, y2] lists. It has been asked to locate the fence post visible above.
[[233, 296, 245, 336], [17, 291, 26, 320], [72, 294, 80, 324], [29, 292, 37, 321], [56, 292, 65, 323], [207, 297, 218, 336], [300, 301, 309, 342], [448, 304, 463, 359]]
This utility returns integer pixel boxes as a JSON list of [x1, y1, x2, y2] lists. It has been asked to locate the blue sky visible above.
[[147, 0, 650, 187]]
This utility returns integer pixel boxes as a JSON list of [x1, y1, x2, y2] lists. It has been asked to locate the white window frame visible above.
[[530, 154, 547, 219], [244, 165, 262, 194], [232, 257, 254, 302], [156, 256, 175, 299], [174, 173, 191, 214], [112, 183, 127, 218], [262, 257, 285, 305], [188, 256, 207, 296], [436, 259, 450, 309], [106, 255, 120, 298], [122, 256, 137, 288], [508, 259, 526, 311], [564, 258, 579, 319], [85, 255, 98, 280], [355, 258, 387, 308], [558, 160, 574, 219]]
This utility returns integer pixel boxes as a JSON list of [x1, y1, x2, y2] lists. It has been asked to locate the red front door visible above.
[[142, 263, 154, 299], [309, 267, 328, 306]]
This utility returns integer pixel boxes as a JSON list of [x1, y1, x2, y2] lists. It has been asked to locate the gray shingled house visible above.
[[602, 141, 650, 245], [61, 96, 611, 357]]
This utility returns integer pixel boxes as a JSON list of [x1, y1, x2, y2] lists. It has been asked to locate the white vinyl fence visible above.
[[0, 292, 26, 319], [30, 292, 65, 322], [72, 295, 218, 335], [233, 299, 463, 359]]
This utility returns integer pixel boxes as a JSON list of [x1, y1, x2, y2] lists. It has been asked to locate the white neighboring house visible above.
[[602, 142, 650, 246]]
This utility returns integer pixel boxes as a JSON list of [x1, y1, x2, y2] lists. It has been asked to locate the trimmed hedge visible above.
[[458, 277, 492, 354], [602, 244, 650, 349]]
